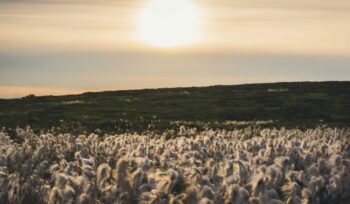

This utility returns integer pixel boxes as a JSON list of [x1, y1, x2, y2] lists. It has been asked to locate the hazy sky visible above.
[[0, 0, 350, 98]]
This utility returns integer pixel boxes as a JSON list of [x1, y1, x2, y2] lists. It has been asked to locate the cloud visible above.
[[1, 0, 350, 55], [0, 0, 349, 97], [0, 50, 349, 98]]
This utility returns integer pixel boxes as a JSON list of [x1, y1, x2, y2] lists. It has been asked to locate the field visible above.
[[0, 81, 350, 134], [0, 81, 349, 203], [0, 127, 349, 204]]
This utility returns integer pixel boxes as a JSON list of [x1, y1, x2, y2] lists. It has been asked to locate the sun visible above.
[[138, 0, 200, 47]]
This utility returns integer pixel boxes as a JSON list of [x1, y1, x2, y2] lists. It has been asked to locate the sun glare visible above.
[[138, 0, 200, 47]]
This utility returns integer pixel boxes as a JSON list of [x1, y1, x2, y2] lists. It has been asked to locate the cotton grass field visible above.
[[0, 126, 349, 204]]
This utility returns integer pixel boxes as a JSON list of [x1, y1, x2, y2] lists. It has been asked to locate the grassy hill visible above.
[[0, 81, 349, 133]]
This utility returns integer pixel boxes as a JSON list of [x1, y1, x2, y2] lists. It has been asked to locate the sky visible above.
[[0, 0, 350, 98]]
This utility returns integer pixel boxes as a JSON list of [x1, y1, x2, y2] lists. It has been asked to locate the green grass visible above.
[[0, 81, 349, 133]]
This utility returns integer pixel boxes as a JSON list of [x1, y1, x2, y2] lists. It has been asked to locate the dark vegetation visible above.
[[0, 81, 349, 134]]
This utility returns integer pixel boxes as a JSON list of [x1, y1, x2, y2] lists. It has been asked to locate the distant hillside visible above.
[[0, 81, 349, 133]]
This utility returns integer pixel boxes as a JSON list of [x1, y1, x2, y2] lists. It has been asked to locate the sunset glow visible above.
[[0, 0, 349, 98], [137, 0, 200, 47]]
